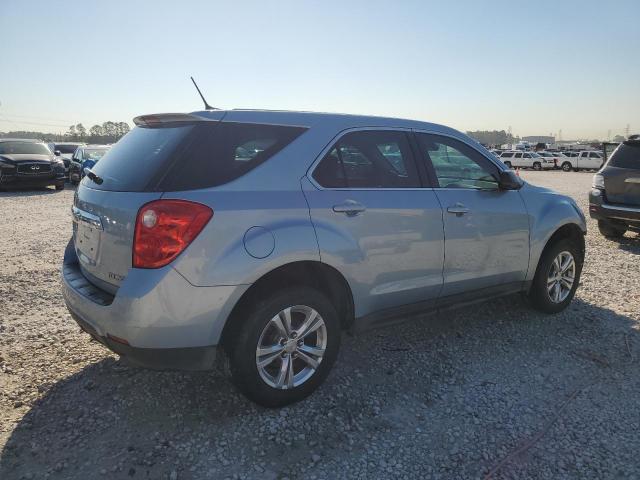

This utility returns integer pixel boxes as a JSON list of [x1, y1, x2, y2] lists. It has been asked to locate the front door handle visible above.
[[333, 200, 366, 216], [447, 203, 470, 216]]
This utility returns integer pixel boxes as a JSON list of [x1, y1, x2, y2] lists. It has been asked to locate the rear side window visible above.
[[89, 122, 306, 191], [608, 143, 640, 169], [501, 152, 513, 158], [160, 122, 306, 191], [312, 130, 420, 189]]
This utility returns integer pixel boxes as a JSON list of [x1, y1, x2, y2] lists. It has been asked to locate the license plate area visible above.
[[72, 206, 103, 265]]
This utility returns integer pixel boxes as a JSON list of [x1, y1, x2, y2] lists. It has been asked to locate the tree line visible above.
[[466, 130, 519, 147], [0, 121, 131, 144]]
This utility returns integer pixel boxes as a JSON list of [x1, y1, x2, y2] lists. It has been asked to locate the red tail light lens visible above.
[[133, 199, 213, 269]]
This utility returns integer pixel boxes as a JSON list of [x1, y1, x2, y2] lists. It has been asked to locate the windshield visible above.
[[0, 141, 52, 155], [82, 148, 109, 161]]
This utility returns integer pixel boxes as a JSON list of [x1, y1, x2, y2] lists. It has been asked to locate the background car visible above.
[[0, 139, 66, 190], [499, 151, 555, 170], [69, 145, 111, 184], [53, 142, 85, 177], [589, 135, 640, 238]]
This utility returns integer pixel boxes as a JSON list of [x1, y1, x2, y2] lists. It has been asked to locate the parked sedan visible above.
[[62, 110, 586, 407], [69, 145, 111, 184], [0, 139, 66, 190]]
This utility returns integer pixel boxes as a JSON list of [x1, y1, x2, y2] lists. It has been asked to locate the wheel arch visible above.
[[219, 261, 355, 353], [530, 222, 585, 287]]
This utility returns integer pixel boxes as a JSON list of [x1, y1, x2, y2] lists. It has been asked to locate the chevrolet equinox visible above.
[[62, 110, 586, 407]]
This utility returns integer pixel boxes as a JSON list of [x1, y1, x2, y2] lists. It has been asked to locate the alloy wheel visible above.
[[256, 305, 327, 389], [547, 251, 575, 303]]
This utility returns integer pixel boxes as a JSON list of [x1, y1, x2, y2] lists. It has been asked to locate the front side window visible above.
[[589, 152, 601, 158], [312, 130, 420, 188], [415, 134, 499, 190], [514, 153, 523, 158]]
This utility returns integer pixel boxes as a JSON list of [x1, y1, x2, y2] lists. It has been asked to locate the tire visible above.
[[55, 182, 65, 191], [532, 162, 542, 171], [504, 161, 512, 169], [598, 220, 627, 239], [561, 162, 572, 172], [528, 238, 583, 314], [227, 286, 341, 407]]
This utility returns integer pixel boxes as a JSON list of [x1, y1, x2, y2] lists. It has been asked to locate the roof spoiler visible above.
[[132, 113, 211, 127]]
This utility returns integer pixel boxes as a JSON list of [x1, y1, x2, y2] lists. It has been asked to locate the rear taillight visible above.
[[133, 199, 213, 269]]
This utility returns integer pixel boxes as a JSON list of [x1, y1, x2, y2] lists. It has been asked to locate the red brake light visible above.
[[133, 199, 213, 269]]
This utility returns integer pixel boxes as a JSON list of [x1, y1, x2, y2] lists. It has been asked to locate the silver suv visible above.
[[62, 110, 586, 406]]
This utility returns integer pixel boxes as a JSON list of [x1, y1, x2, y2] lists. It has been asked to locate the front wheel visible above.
[[528, 239, 582, 314], [561, 162, 572, 172], [532, 162, 542, 171], [227, 287, 341, 407]]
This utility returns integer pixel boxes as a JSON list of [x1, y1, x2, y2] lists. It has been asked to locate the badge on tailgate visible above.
[[71, 206, 103, 265]]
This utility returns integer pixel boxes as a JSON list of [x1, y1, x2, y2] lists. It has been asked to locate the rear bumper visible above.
[[61, 239, 249, 370], [589, 190, 640, 224]]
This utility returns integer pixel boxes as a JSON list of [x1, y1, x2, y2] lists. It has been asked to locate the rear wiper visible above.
[[85, 168, 104, 185]]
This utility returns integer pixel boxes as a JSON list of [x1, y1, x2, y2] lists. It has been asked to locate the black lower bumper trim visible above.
[[69, 310, 218, 371]]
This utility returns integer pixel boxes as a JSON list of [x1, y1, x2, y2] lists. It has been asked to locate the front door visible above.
[[303, 129, 445, 318], [414, 132, 530, 298]]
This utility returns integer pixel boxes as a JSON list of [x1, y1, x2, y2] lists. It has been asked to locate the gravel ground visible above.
[[1, 171, 639, 480]]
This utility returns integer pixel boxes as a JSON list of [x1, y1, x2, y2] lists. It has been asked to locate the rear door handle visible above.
[[333, 200, 366, 216], [447, 203, 470, 216]]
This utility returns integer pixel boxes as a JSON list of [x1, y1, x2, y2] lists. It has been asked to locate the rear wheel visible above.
[[598, 219, 627, 239], [532, 162, 542, 171], [529, 238, 582, 314], [227, 287, 340, 407], [561, 162, 572, 172]]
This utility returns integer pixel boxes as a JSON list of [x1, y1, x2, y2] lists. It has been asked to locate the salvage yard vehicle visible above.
[[560, 150, 604, 172], [589, 135, 640, 238], [69, 145, 111, 185], [0, 139, 66, 190], [53, 142, 85, 177], [498, 151, 555, 170], [62, 110, 586, 407]]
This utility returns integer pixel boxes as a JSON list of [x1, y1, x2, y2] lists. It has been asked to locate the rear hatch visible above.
[[72, 112, 308, 293], [72, 113, 225, 293], [603, 141, 640, 207]]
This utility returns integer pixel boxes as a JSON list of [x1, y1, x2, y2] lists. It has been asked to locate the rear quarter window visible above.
[[608, 143, 640, 169], [88, 122, 306, 192]]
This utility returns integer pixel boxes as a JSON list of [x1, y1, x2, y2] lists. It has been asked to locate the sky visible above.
[[1, 0, 638, 140]]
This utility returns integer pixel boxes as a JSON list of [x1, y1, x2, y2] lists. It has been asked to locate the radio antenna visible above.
[[190, 76, 216, 110]]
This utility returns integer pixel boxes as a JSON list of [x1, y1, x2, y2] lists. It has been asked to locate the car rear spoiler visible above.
[[132, 113, 218, 127]]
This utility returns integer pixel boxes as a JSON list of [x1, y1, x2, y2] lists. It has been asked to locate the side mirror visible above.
[[54, 150, 61, 156], [498, 170, 523, 190]]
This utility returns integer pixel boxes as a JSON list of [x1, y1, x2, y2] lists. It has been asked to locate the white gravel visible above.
[[1, 172, 639, 480]]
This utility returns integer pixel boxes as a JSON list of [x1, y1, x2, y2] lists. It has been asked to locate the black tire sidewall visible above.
[[228, 287, 341, 407], [529, 238, 582, 314]]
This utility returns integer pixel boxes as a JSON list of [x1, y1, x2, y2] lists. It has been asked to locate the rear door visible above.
[[303, 129, 445, 318], [604, 142, 640, 206], [414, 132, 530, 297]]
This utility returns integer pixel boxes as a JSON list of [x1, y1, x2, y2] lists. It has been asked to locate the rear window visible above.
[[56, 144, 81, 154], [608, 143, 640, 169], [87, 122, 307, 191]]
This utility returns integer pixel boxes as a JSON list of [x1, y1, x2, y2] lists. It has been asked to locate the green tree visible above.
[[76, 123, 86, 140]]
